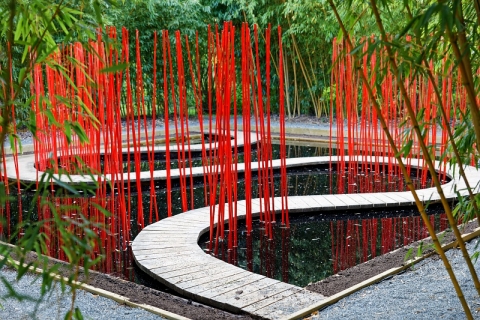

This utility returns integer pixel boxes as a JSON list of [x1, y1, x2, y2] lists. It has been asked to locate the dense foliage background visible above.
[[2, 1, 480, 318], [5, 0, 436, 125], [104, 0, 430, 118], [108, 0, 341, 117]]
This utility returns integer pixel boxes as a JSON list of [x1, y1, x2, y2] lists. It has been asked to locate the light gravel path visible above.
[[313, 239, 480, 320], [0, 268, 166, 320]]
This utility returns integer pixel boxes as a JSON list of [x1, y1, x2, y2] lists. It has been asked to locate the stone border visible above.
[[132, 157, 480, 319]]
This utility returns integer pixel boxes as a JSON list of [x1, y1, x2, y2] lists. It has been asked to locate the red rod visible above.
[[278, 26, 289, 227], [163, 30, 173, 218]]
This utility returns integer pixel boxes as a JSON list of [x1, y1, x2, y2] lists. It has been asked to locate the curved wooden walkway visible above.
[[132, 157, 480, 319], [4, 132, 257, 186], [8, 137, 480, 318]]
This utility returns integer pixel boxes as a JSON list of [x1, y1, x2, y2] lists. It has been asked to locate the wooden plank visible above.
[[220, 281, 294, 309], [301, 197, 323, 210], [256, 289, 324, 319], [140, 255, 212, 270], [383, 192, 415, 205], [375, 193, 402, 205], [286, 197, 317, 212], [134, 246, 199, 256], [172, 216, 210, 223], [344, 194, 376, 207], [165, 264, 232, 284], [134, 234, 198, 242], [361, 193, 390, 207], [193, 272, 265, 298], [144, 220, 205, 228], [176, 268, 249, 294], [140, 226, 199, 233], [213, 276, 279, 309], [131, 244, 192, 251], [139, 227, 203, 234], [159, 261, 227, 279], [134, 250, 200, 261], [329, 194, 360, 209], [320, 195, 348, 209], [242, 287, 301, 313], [309, 195, 336, 210], [132, 237, 197, 248]]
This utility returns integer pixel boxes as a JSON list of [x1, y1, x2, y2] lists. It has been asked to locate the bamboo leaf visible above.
[[55, 15, 69, 35], [404, 247, 414, 261], [71, 122, 89, 143], [64, 121, 72, 144], [91, 203, 111, 217], [13, 14, 24, 41], [51, 175, 80, 195], [100, 62, 129, 74], [397, 139, 413, 157]]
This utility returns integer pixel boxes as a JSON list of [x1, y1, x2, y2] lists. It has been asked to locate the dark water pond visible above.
[[2, 170, 440, 287], [198, 207, 449, 287], [1, 142, 447, 288]]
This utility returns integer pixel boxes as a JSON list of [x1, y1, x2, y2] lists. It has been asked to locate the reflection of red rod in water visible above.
[[281, 228, 290, 283], [330, 214, 453, 273]]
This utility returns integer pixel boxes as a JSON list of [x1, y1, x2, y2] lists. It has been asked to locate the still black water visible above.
[[198, 208, 448, 287]]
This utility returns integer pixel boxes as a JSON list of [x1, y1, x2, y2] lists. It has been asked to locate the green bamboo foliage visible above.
[[368, 0, 480, 297], [0, 1, 111, 319], [396, 2, 480, 225], [327, 0, 479, 318]]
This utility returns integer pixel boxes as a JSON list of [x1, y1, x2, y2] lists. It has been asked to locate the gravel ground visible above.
[[0, 268, 165, 320], [313, 239, 480, 320]]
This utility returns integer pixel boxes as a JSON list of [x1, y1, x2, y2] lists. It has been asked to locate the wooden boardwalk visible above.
[[4, 131, 258, 186], [132, 157, 480, 319], [8, 146, 480, 318]]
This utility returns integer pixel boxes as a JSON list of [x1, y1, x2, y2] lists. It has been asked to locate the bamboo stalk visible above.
[[423, 64, 480, 225], [327, 1, 474, 318], [369, 0, 480, 298], [286, 17, 320, 116], [442, 1, 480, 157]]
